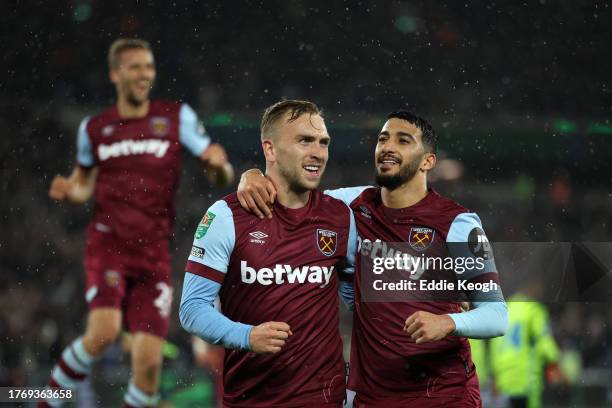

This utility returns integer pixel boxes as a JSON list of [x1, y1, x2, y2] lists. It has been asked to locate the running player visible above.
[[42, 38, 233, 408], [179, 100, 357, 407], [238, 111, 508, 407]]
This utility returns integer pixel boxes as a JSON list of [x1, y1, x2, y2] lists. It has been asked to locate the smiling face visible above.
[[264, 112, 330, 194], [375, 117, 434, 190], [110, 48, 156, 106]]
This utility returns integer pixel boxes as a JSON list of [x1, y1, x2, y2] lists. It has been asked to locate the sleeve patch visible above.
[[190, 245, 205, 259], [195, 211, 216, 239], [468, 227, 494, 260]]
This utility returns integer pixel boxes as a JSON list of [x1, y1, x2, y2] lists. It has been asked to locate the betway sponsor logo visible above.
[[240, 261, 333, 288], [98, 139, 170, 161]]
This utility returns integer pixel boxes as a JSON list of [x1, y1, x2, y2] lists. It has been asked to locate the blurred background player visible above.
[[489, 285, 565, 408], [42, 38, 233, 408], [179, 100, 357, 406]]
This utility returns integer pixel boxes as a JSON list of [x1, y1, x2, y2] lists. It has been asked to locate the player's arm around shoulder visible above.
[[323, 186, 373, 207], [235, 166, 372, 219]]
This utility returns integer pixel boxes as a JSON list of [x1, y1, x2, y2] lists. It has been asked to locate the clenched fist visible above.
[[201, 143, 229, 169], [249, 321, 292, 354], [49, 175, 72, 201], [404, 311, 456, 344]]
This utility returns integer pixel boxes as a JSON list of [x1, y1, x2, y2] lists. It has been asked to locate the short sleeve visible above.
[[179, 104, 211, 157], [324, 186, 371, 206], [185, 200, 235, 283], [76, 117, 94, 167], [447, 212, 498, 278], [447, 212, 504, 302]]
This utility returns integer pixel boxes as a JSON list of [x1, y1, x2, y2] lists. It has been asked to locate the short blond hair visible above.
[[260, 100, 322, 140], [108, 38, 152, 70]]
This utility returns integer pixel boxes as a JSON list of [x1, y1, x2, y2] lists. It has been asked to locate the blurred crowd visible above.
[[4, 1, 611, 118]]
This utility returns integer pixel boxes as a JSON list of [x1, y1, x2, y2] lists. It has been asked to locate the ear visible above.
[[262, 139, 275, 163], [109, 69, 118, 85], [420, 152, 437, 172]]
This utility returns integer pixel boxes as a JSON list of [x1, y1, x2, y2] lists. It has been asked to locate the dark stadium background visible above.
[[1, 1, 611, 407]]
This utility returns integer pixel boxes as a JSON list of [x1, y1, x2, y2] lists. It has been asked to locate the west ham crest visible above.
[[317, 229, 337, 257], [102, 125, 114, 137], [104, 270, 120, 287], [150, 116, 170, 137], [408, 227, 435, 251]]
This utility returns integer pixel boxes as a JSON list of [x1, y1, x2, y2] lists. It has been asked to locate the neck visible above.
[[117, 96, 150, 118], [381, 172, 428, 209], [266, 168, 311, 209]]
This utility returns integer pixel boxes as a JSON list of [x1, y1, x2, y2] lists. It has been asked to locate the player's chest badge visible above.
[[408, 227, 435, 251], [150, 116, 170, 137], [317, 229, 337, 256], [102, 125, 115, 137], [104, 269, 120, 287]]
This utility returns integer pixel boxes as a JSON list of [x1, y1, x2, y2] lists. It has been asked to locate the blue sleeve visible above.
[[339, 208, 357, 309], [179, 200, 252, 349], [179, 104, 211, 157], [324, 186, 371, 206], [76, 117, 94, 167], [187, 200, 234, 273], [179, 273, 253, 349], [447, 212, 503, 300], [448, 301, 508, 338], [446, 212, 507, 338], [181, 200, 254, 349]]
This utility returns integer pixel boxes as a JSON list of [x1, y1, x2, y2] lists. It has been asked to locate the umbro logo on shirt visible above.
[[358, 205, 372, 219], [249, 231, 268, 244]]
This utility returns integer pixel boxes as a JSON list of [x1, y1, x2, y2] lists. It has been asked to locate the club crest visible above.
[[150, 116, 170, 137], [408, 227, 435, 251], [102, 125, 114, 137], [104, 270, 120, 287], [317, 229, 337, 257]]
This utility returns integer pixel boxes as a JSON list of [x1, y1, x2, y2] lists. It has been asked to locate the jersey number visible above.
[[154, 282, 173, 318]]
